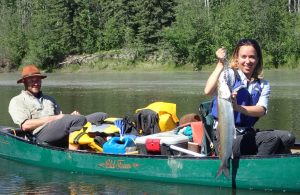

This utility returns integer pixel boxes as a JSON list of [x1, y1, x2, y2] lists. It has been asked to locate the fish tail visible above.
[[216, 160, 230, 179]]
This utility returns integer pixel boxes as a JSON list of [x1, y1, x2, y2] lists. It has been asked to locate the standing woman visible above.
[[204, 39, 295, 156]]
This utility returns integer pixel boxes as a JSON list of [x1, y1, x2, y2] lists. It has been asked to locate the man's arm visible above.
[[21, 114, 64, 131], [9, 95, 64, 132]]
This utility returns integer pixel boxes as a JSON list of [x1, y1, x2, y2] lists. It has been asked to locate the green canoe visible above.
[[0, 126, 299, 192]]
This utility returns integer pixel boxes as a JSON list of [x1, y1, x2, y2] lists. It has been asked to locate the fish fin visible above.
[[216, 160, 231, 179], [216, 165, 223, 179], [223, 166, 230, 178]]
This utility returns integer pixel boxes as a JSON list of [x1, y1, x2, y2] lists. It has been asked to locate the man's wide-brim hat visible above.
[[17, 64, 47, 84]]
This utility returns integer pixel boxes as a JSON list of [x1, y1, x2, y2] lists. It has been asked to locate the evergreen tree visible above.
[[97, 0, 127, 50], [71, 0, 102, 53], [25, 0, 73, 68], [0, 0, 30, 68], [128, 0, 176, 52]]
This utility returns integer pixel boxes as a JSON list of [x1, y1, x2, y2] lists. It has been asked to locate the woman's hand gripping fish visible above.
[[216, 58, 236, 179]]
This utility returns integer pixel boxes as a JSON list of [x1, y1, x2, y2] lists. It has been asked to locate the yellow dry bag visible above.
[[135, 102, 179, 134]]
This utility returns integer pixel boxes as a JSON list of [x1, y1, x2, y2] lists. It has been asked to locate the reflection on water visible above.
[[0, 71, 300, 194], [0, 158, 298, 195]]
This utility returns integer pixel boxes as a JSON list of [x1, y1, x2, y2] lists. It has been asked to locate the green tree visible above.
[[0, 0, 31, 68], [128, 0, 176, 52], [71, 0, 103, 54], [162, 0, 213, 68], [24, 0, 73, 68], [97, 0, 127, 50], [101, 18, 125, 50], [258, 0, 292, 67]]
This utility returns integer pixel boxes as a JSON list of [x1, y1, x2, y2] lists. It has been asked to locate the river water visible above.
[[0, 70, 299, 194]]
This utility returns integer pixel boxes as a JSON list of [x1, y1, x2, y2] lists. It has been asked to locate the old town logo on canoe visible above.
[[98, 159, 140, 169]]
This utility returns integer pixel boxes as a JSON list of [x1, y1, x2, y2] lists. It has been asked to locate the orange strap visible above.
[[190, 122, 204, 145]]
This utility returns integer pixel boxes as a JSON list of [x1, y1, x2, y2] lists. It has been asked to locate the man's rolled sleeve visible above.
[[8, 97, 30, 128]]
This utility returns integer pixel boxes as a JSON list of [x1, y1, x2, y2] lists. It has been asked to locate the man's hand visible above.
[[71, 110, 80, 115], [55, 113, 65, 120]]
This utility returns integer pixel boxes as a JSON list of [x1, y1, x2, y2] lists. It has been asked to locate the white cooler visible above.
[[135, 130, 189, 155]]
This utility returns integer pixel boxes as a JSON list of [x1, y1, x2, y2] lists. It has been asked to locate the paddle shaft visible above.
[[169, 145, 206, 157]]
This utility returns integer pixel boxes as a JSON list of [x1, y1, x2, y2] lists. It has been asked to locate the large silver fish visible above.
[[216, 62, 236, 179]]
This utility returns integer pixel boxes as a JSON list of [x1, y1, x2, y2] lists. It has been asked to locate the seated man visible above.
[[8, 64, 108, 149]]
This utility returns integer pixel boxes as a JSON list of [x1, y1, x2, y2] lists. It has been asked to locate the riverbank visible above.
[[36, 63, 300, 74], [52, 51, 199, 72], [54, 52, 300, 72], [1, 53, 299, 74], [56, 61, 200, 73]]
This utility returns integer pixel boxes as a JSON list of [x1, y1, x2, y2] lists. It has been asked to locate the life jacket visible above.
[[69, 117, 135, 152], [134, 102, 179, 135], [211, 72, 262, 127]]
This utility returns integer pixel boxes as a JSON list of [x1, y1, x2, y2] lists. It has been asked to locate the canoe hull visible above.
[[0, 131, 299, 192]]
